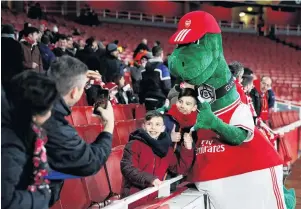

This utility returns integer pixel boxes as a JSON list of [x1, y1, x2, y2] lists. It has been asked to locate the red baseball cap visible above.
[[169, 11, 221, 45]]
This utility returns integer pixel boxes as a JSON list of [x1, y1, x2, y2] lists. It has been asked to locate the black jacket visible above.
[[52, 47, 74, 57], [43, 97, 113, 206], [1, 88, 51, 209], [1, 37, 24, 91], [99, 54, 123, 83], [249, 88, 262, 117], [139, 58, 171, 103]]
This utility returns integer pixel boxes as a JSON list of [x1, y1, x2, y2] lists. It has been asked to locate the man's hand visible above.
[[170, 125, 181, 143], [97, 101, 114, 133], [32, 62, 39, 69], [183, 133, 193, 150], [86, 70, 101, 81], [152, 178, 162, 187]]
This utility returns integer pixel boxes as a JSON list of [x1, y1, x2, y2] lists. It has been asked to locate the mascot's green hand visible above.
[[193, 102, 218, 130], [193, 101, 249, 145], [156, 99, 171, 114]]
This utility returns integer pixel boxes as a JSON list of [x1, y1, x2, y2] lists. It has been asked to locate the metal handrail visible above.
[[103, 175, 183, 209]]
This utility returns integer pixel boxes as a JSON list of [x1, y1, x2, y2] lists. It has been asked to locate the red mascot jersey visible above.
[[260, 92, 269, 121], [235, 79, 247, 104], [188, 98, 283, 182]]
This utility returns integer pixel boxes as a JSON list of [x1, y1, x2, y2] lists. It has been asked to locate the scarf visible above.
[[24, 36, 36, 46], [27, 124, 50, 192], [130, 129, 172, 158], [166, 104, 197, 128]]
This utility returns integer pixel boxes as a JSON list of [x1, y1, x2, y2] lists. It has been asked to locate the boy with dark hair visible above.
[[121, 111, 194, 208]]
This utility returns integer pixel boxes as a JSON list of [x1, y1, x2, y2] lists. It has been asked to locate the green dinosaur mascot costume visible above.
[[168, 11, 288, 209]]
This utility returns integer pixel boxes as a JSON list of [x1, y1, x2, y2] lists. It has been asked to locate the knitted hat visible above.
[[106, 43, 118, 53]]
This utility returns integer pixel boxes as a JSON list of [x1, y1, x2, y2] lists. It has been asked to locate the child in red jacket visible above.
[[120, 111, 194, 208]]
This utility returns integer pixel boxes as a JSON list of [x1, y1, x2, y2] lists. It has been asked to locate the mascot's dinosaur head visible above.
[[168, 11, 239, 111]]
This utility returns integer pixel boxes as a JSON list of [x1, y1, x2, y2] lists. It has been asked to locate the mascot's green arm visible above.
[[193, 102, 248, 145]]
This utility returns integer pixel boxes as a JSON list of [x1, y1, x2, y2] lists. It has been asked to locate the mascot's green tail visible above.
[[284, 186, 296, 209]]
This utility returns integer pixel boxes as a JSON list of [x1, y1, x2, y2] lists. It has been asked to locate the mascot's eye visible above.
[[182, 62, 185, 67]]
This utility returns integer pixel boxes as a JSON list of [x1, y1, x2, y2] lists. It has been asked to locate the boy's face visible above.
[[143, 117, 165, 139], [176, 96, 197, 115]]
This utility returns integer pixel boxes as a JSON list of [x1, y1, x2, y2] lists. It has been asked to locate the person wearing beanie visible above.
[[20, 27, 43, 72], [1, 24, 23, 91], [38, 35, 56, 71], [99, 43, 123, 83], [18, 22, 31, 41]]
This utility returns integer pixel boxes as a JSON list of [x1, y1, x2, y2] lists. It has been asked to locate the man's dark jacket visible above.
[[43, 97, 113, 206]]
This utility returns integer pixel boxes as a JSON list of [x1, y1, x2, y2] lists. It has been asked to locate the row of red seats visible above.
[[75, 119, 143, 147], [66, 105, 146, 126], [270, 110, 300, 129], [50, 146, 125, 209]]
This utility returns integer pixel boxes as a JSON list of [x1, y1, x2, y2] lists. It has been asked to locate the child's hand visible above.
[[152, 178, 162, 187], [171, 125, 181, 143], [183, 133, 193, 150]]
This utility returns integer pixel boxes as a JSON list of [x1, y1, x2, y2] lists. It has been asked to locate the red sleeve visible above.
[[168, 146, 194, 175], [120, 141, 156, 188], [235, 81, 247, 104]]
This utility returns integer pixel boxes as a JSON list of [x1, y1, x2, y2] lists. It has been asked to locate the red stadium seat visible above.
[[84, 166, 110, 204], [105, 146, 124, 195], [127, 119, 137, 134], [122, 105, 134, 120], [115, 121, 131, 146], [136, 118, 144, 129], [113, 105, 126, 121], [71, 107, 88, 126], [135, 105, 146, 119], [50, 200, 63, 209], [59, 179, 90, 209], [65, 115, 74, 125], [85, 106, 102, 125]]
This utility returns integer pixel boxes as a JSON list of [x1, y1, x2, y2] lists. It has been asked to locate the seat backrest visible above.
[[65, 115, 74, 125], [71, 107, 88, 126], [59, 179, 90, 209], [84, 166, 110, 203], [113, 105, 126, 121], [127, 119, 137, 134], [85, 106, 102, 125], [115, 121, 131, 146], [136, 118, 144, 129], [82, 125, 104, 144], [105, 146, 125, 195], [135, 105, 146, 119], [123, 105, 134, 120], [49, 200, 63, 209]]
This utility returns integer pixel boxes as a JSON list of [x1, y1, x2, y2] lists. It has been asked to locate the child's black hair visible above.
[[178, 88, 198, 103], [144, 110, 163, 121], [241, 75, 253, 88]]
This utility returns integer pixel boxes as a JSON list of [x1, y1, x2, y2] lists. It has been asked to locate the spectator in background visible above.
[[1, 24, 23, 90], [130, 53, 152, 95], [113, 74, 138, 104], [28, 2, 43, 20], [260, 76, 275, 122], [20, 27, 43, 72], [39, 35, 56, 71], [244, 68, 262, 118], [133, 38, 149, 58], [99, 43, 123, 82], [50, 26, 60, 44], [43, 56, 115, 206], [76, 36, 100, 70], [66, 35, 76, 56], [2, 71, 58, 209], [18, 22, 31, 41], [228, 61, 247, 104], [52, 35, 74, 57], [154, 40, 161, 47], [242, 74, 257, 123], [139, 46, 171, 110]]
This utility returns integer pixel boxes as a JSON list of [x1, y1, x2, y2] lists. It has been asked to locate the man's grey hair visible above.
[[48, 56, 88, 96], [228, 61, 244, 79]]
